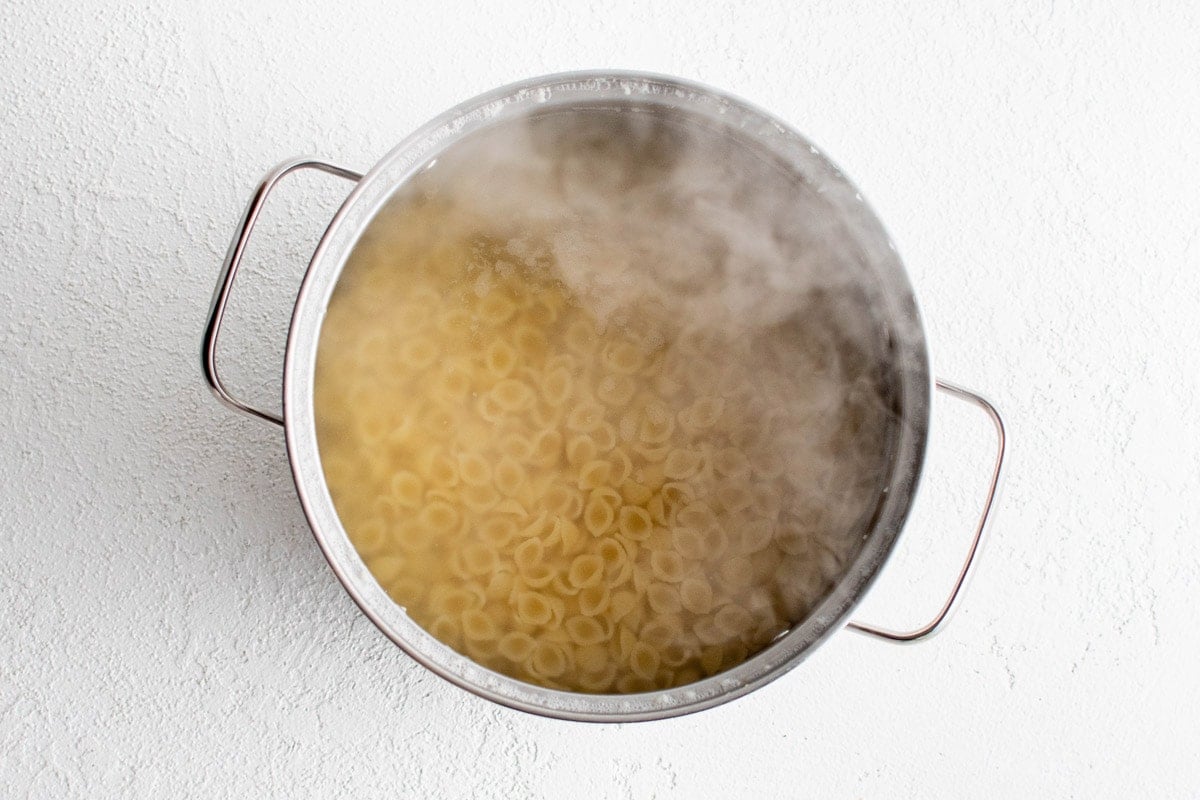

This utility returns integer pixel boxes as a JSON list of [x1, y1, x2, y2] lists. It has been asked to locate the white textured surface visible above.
[[2, 1, 1197, 796]]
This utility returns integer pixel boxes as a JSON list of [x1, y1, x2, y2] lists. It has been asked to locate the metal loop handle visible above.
[[202, 157, 363, 427], [847, 379, 1007, 643]]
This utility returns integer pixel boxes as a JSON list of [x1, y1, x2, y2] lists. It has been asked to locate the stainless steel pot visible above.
[[202, 71, 1005, 722]]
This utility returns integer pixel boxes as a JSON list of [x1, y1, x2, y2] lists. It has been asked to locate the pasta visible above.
[[313, 110, 895, 694]]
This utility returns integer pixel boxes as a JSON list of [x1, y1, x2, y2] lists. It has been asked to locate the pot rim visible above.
[[281, 69, 932, 722]]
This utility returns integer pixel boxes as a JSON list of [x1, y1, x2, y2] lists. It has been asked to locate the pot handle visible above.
[[847, 379, 1006, 643], [202, 157, 363, 427]]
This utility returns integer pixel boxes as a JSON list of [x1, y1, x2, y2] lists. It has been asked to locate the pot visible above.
[[202, 71, 1005, 722]]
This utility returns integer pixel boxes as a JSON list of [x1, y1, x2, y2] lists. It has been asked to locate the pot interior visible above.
[[284, 72, 930, 721]]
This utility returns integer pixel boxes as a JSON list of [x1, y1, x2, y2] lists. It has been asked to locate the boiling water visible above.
[[313, 106, 896, 693]]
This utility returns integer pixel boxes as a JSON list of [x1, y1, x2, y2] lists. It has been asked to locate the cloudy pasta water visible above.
[[313, 106, 896, 693]]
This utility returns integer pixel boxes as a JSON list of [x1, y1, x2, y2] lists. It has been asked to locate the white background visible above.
[[2, 1, 1197, 797]]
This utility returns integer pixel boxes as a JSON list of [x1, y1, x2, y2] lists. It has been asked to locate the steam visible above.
[[412, 107, 886, 353], [381, 104, 901, 560]]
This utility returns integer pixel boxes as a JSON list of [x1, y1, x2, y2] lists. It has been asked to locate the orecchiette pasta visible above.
[[313, 135, 893, 694]]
